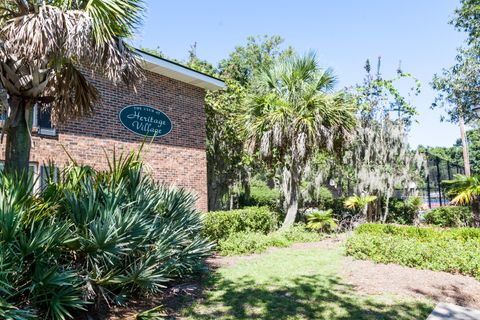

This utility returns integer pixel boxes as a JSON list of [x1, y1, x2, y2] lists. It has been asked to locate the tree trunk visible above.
[[382, 196, 390, 223], [4, 96, 33, 175], [459, 112, 471, 177], [472, 199, 480, 227], [282, 162, 300, 228]]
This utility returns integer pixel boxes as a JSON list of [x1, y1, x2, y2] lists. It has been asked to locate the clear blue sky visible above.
[[134, 0, 467, 148]]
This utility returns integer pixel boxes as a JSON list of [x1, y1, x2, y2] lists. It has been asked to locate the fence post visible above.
[[426, 174, 432, 209], [436, 157, 443, 206]]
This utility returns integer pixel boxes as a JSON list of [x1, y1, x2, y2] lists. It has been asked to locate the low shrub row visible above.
[[355, 223, 480, 241], [423, 206, 473, 227], [217, 225, 323, 256], [203, 206, 279, 241], [346, 224, 480, 279]]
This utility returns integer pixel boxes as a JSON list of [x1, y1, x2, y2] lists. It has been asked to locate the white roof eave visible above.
[[137, 51, 225, 91]]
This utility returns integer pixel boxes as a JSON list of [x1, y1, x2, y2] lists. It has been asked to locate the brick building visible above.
[[0, 50, 224, 212]]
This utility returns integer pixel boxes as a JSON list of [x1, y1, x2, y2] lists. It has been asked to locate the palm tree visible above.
[[443, 174, 480, 227], [0, 1, 144, 174], [244, 52, 356, 228], [344, 194, 377, 221]]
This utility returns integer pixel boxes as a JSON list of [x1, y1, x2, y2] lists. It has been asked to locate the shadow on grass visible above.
[[182, 273, 433, 320]]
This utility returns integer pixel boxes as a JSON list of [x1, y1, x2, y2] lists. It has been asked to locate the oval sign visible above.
[[119, 105, 172, 138]]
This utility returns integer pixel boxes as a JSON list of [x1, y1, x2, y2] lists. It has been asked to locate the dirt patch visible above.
[[341, 256, 480, 309]]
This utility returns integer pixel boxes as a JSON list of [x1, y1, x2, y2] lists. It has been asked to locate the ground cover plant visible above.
[[180, 246, 433, 319], [0, 152, 213, 319], [346, 223, 480, 279]]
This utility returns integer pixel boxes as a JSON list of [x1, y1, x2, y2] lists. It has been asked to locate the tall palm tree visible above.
[[244, 52, 356, 228], [0, 0, 144, 174], [443, 174, 480, 227]]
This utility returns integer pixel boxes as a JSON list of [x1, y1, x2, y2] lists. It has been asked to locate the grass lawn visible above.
[[180, 247, 434, 319]]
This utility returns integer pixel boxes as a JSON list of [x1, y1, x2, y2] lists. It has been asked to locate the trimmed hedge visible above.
[[347, 224, 480, 279], [423, 206, 472, 227], [203, 206, 278, 241], [355, 223, 480, 241], [217, 225, 323, 256]]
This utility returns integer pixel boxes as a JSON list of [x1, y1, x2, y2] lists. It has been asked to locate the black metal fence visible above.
[[419, 154, 466, 209]]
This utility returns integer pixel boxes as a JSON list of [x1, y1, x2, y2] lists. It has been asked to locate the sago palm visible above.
[[0, 0, 144, 174], [245, 52, 356, 227], [443, 174, 480, 227], [344, 194, 377, 221]]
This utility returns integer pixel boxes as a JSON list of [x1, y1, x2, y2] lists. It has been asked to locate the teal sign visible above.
[[119, 105, 172, 137]]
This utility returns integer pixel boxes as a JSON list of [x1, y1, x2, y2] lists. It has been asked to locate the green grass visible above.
[[181, 247, 433, 319]]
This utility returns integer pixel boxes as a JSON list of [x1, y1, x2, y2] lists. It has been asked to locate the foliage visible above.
[[346, 224, 480, 279], [423, 206, 473, 227], [345, 118, 425, 222], [244, 51, 356, 227], [0, 0, 144, 173], [344, 195, 377, 211], [0, 151, 213, 319], [354, 223, 480, 242], [442, 174, 480, 226], [431, 46, 480, 124], [338, 59, 424, 223], [248, 178, 280, 208], [306, 210, 337, 233], [203, 206, 278, 241], [386, 196, 423, 225], [452, 0, 480, 45], [354, 57, 421, 126], [216, 225, 323, 256]]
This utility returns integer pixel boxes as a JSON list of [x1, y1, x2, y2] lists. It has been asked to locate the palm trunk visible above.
[[4, 96, 33, 175], [282, 162, 300, 228]]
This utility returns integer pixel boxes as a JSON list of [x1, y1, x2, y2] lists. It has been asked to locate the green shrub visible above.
[[0, 151, 213, 319], [306, 209, 337, 233], [249, 178, 280, 207], [387, 196, 422, 225], [203, 206, 278, 241], [217, 225, 323, 256], [355, 223, 480, 241], [423, 206, 472, 227], [347, 223, 480, 279]]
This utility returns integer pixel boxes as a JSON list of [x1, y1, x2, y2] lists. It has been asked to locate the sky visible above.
[[133, 0, 468, 148]]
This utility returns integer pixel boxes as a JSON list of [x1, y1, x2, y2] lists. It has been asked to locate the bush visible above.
[[0, 152, 213, 319], [203, 206, 278, 241], [387, 196, 422, 225], [306, 209, 337, 233], [347, 223, 480, 279], [217, 225, 323, 256], [423, 206, 472, 227], [249, 178, 280, 208]]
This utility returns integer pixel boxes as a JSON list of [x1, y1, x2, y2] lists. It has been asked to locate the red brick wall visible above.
[[0, 70, 209, 211]]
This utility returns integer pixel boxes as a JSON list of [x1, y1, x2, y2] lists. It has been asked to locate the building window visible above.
[[35, 105, 56, 136]]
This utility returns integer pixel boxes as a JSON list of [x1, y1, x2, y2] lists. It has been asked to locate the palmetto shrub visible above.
[[0, 151, 213, 319]]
